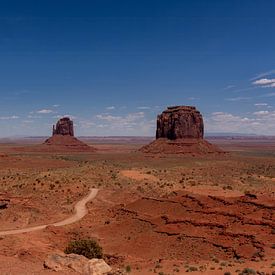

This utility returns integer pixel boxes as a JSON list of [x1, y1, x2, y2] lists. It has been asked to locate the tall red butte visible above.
[[140, 106, 222, 154], [43, 117, 95, 152]]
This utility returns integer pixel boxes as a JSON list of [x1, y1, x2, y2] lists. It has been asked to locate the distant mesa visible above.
[[140, 106, 223, 154], [43, 117, 95, 152], [52, 117, 74, 136]]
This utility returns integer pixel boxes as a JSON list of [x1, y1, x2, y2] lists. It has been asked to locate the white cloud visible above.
[[53, 114, 76, 119], [253, 78, 275, 88], [96, 112, 145, 123], [206, 111, 275, 135], [63, 114, 76, 119], [254, 103, 268, 106], [137, 106, 150, 110], [37, 109, 53, 114], [78, 120, 96, 129], [92, 111, 154, 135], [106, 106, 115, 110], [27, 114, 42, 119], [0, 115, 19, 120], [250, 69, 275, 81], [53, 104, 60, 108], [253, 111, 269, 116]]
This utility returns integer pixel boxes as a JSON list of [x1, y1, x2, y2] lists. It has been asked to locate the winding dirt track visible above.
[[0, 188, 98, 236]]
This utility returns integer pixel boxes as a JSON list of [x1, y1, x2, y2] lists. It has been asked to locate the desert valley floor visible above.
[[0, 137, 274, 274]]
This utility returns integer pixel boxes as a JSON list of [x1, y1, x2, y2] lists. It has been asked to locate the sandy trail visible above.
[[0, 188, 98, 236]]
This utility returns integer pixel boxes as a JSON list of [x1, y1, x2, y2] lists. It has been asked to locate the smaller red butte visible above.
[[43, 117, 95, 152]]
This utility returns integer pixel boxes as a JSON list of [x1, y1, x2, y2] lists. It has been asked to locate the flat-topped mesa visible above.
[[140, 105, 223, 154], [156, 106, 204, 140], [52, 117, 74, 136]]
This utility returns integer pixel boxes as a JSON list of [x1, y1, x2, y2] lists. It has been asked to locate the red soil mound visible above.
[[42, 135, 96, 152], [101, 191, 274, 263], [140, 138, 223, 154]]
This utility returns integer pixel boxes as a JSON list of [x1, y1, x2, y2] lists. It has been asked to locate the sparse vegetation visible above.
[[64, 239, 103, 259], [239, 268, 256, 275], [187, 266, 198, 272], [125, 265, 131, 273]]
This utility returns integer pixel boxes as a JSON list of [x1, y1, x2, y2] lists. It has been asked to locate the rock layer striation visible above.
[[156, 106, 204, 140]]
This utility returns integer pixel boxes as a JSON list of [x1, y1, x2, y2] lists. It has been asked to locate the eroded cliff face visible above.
[[43, 117, 95, 152], [141, 105, 223, 154], [52, 117, 74, 136], [156, 106, 204, 140]]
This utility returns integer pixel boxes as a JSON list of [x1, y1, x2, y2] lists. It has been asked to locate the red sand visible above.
[[140, 138, 224, 154], [42, 135, 96, 152]]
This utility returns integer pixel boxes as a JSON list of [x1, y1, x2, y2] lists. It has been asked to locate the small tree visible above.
[[64, 239, 103, 259]]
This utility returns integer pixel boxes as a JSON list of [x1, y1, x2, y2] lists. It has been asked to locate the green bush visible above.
[[64, 239, 103, 259], [125, 265, 131, 273]]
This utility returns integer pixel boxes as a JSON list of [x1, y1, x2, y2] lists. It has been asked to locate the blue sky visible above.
[[1, 0, 275, 137]]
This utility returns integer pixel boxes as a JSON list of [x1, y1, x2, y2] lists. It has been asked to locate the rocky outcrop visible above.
[[44, 253, 112, 274], [141, 106, 223, 154], [156, 106, 204, 139], [0, 199, 9, 209], [52, 117, 74, 136], [43, 117, 96, 152]]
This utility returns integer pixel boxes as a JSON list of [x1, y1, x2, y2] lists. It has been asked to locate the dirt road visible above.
[[0, 188, 98, 236]]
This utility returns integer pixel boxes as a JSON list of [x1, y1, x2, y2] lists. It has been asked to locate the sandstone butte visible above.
[[140, 106, 223, 154], [43, 117, 95, 152]]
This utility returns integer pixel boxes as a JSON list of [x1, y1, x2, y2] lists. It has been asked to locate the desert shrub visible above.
[[239, 268, 256, 275], [125, 265, 131, 273], [188, 266, 198, 272], [64, 239, 103, 259]]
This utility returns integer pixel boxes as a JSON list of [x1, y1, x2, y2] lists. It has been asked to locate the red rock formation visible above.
[[156, 106, 204, 139], [43, 117, 95, 152], [52, 117, 74, 136], [141, 106, 223, 154]]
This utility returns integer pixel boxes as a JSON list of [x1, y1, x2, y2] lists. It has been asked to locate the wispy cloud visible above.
[[137, 106, 150, 110], [254, 103, 268, 106], [52, 114, 76, 119], [92, 111, 154, 135], [223, 85, 235, 90], [0, 115, 19, 120], [225, 96, 251, 101], [253, 78, 275, 88], [250, 69, 275, 81], [37, 109, 53, 114], [206, 110, 275, 135], [231, 86, 258, 93], [253, 78, 275, 85], [106, 106, 115, 110], [253, 110, 269, 116], [187, 97, 200, 100]]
